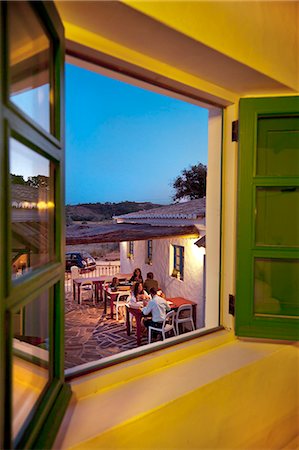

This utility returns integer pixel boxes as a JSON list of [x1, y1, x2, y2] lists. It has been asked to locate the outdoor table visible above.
[[73, 273, 131, 303], [103, 285, 131, 317], [126, 297, 197, 346]]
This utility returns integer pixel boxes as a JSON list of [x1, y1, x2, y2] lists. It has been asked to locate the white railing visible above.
[[65, 261, 120, 292]]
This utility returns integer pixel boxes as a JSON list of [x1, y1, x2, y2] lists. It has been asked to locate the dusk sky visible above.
[[65, 63, 208, 205]]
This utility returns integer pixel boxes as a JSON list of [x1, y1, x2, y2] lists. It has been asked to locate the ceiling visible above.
[[55, 1, 296, 103]]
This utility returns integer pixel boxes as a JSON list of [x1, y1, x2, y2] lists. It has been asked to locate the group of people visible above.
[[109, 268, 170, 331]]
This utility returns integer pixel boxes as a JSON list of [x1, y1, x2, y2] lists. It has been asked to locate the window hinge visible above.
[[232, 120, 239, 142], [229, 294, 235, 316]]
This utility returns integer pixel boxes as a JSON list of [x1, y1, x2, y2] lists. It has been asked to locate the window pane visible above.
[[255, 187, 299, 247], [10, 138, 55, 279], [12, 291, 50, 439], [8, 2, 51, 133], [256, 117, 299, 177], [254, 258, 299, 317]]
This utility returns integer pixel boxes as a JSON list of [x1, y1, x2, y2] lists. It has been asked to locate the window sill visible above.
[[57, 332, 299, 450]]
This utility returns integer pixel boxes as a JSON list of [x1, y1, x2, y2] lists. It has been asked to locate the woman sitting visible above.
[[128, 282, 149, 308], [129, 268, 143, 284]]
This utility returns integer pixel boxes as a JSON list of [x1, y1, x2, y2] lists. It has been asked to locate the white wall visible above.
[[120, 237, 205, 328]]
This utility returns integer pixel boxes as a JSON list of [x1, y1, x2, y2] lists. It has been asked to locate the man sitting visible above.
[[142, 287, 170, 330], [143, 272, 158, 293]]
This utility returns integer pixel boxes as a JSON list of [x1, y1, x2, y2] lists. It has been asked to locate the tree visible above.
[[172, 163, 207, 201]]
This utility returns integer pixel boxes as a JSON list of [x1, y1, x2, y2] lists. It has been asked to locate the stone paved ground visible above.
[[65, 290, 147, 369]]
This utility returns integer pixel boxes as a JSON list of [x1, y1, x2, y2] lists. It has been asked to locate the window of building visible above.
[[127, 241, 134, 259], [146, 240, 153, 264], [172, 245, 184, 281]]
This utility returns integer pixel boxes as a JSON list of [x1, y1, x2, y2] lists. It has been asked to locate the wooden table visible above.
[[73, 273, 131, 303], [126, 297, 197, 346]]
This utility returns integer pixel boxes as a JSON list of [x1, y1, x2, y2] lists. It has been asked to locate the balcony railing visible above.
[[65, 260, 120, 292]]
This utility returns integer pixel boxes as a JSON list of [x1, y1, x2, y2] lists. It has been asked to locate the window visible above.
[[0, 2, 70, 449], [172, 245, 184, 281], [146, 240, 152, 264], [127, 241, 134, 259]]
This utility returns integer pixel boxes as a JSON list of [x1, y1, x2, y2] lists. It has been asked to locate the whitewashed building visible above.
[[114, 199, 206, 328]]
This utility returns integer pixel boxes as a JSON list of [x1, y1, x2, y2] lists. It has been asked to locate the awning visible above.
[[66, 222, 200, 245], [194, 235, 206, 248]]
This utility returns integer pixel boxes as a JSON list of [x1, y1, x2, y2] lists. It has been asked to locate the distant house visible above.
[[114, 198, 206, 328]]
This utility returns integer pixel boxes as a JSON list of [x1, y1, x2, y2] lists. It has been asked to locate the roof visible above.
[[114, 198, 205, 221], [66, 222, 200, 245]]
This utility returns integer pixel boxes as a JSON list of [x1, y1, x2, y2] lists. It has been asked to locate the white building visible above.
[[114, 199, 206, 328]]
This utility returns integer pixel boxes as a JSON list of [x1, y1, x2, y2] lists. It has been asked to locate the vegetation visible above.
[[66, 201, 163, 224], [11, 174, 49, 188], [172, 163, 207, 201]]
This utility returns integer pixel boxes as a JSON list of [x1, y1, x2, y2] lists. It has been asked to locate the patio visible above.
[[64, 289, 147, 369]]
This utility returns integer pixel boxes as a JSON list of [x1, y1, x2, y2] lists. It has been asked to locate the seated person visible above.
[[128, 282, 150, 308], [143, 272, 158, 293], [109, 277, 119, 290], [129, 268, 143, 284], [157, 288, 166, 299], [142, 287, 171, 329]]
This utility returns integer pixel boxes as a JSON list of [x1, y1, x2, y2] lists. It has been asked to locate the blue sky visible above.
[[65, 63, 208, 205]]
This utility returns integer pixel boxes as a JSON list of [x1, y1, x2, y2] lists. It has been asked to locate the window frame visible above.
[[127, 241, 134, 259], [0, 2, 71, 449], [172, 245, 184, 281], [146, 239, 153, 265], [63, 55, 224, 377]]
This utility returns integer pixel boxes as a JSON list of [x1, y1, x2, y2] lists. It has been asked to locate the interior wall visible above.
[[124, 1, 299, 92]]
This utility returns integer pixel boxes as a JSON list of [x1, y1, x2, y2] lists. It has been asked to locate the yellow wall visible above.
[[124, 1, 299, 92], [58, 338, 299, 450]]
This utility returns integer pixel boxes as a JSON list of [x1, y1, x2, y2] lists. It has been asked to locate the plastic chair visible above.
[[175, 304, 195, 335], [148, 310, 176, 343], [79, 280, 95, 305], [70, 265, 80, 278], [115, 293, 130, 321], [70, 266, 80, 293]]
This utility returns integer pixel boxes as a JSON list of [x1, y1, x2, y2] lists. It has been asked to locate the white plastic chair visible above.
[[148, 310, 176, 343], [175, 304, 195, 335], [79, 280, 95, 305], [71, 266, 80, 293], [115, 293, 130, 321]]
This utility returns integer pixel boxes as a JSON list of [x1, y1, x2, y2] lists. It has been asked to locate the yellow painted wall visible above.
[[63, 20, 237, 105], [124, 1, 299, 92], [64, 340, 299, 450]]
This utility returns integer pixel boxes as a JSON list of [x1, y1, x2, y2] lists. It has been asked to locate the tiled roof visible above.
[[114, 198, 205, 220], [66, 223, 199, 245]]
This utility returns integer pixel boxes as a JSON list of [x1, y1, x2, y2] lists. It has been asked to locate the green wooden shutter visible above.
[[236, 96, 299, 340]]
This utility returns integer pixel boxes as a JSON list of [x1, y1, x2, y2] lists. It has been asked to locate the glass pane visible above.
[[8, 2, 51, 132], [12, 291, 50, 438], [255, 187, 299, 247], [10, 138, 55, 279], [254, 258, 299, 317], [257, 117, 299, 177]]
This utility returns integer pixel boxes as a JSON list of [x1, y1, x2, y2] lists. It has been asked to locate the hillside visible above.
[[66, 201, 163, 224]]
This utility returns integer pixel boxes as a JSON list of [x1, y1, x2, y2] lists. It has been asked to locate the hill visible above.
[[66, 201, 164, 224]]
